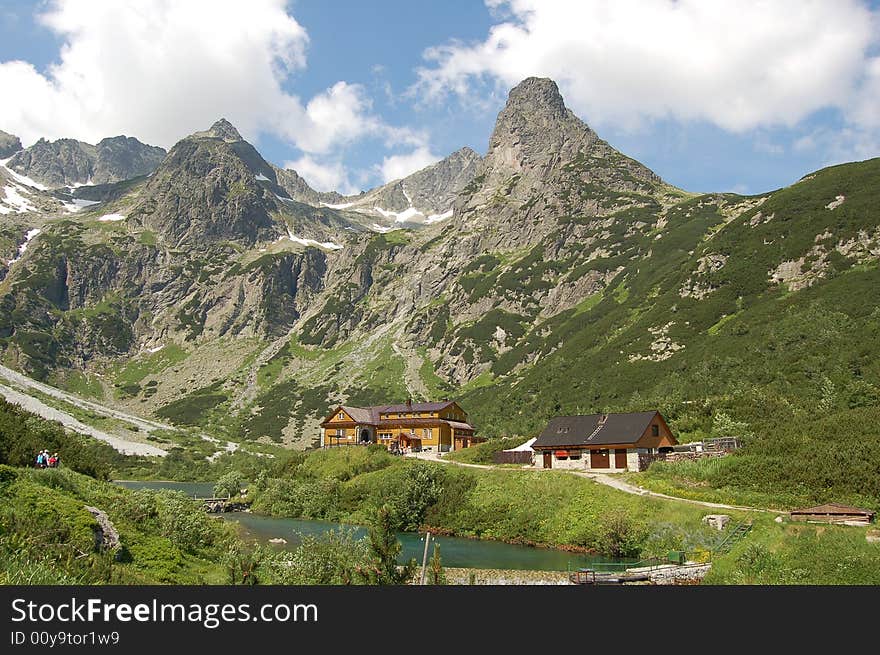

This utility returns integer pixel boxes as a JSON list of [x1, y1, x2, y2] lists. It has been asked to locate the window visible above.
[[569, 452, 582, 460], [556, 427, 570, 434], [423, 428, 431, 439], [338, 413, 345, 420], [652, 425, 660, 437]]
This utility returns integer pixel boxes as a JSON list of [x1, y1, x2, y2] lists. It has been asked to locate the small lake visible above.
[[115, 480, 635, 572]]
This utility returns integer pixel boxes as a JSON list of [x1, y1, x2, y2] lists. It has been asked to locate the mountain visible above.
[[6, 135, 166, 187], [0, 77, 878, 457], [327, 147, 481, 226], [0, 130, 22, 158]]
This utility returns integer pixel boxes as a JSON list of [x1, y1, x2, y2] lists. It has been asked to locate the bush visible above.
[[214, 471, 244, 498], [154, 490, 219, 553], [259, 529, 369, 585], [385, 462, 445, 531], [595, 510, 648, 558]]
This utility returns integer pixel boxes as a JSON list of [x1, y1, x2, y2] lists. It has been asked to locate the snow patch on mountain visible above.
[[0, 157, 49, 191], [7, 228, 41, 266], [2, 185, 38, 213], [284, 227, 342, 250], [425, 209, 453, 224]]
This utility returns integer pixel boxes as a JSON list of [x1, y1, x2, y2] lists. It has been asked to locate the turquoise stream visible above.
[[115, 480, 633, 571]]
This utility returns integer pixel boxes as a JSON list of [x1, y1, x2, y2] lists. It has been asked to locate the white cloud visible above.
[[0, 0, 423, 170], [790, 126, 880, 167], [379, 146, 441, 183], [284, 156, 360, 195], [416, 0, 880, 134]]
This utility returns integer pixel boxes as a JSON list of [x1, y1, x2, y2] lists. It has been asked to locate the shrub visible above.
[[214, 471, 244, 498], [259, 529, 369, 585]]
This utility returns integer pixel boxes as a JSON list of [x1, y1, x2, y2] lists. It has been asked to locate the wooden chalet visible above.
[[789, 503, 876, 526], [531, 411, 676, 472], [320, 399, 482, 452]]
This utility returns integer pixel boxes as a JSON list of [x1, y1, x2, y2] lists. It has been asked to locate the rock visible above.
[[268, 537, 288, 545], [84, 505, 121, 552], [7, 135, 165, 187], [0, 129, 22, 158], [775, 515, 784, 523], [701, 514, 731, 531], [866, 530, 880, 543]]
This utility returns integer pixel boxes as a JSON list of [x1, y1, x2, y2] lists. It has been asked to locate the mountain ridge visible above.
[[0, 77, 877, 453]]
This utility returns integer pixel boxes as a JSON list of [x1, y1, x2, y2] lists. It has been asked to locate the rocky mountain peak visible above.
[[482, 77, 598, 180], [193, 118, 243, 142], [504, 77, 568, 121], [0, 129, 22, 158], [5, 134, 165, 187]]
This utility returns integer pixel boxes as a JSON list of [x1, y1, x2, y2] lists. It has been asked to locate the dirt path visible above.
[[408, 451, 783, 514]]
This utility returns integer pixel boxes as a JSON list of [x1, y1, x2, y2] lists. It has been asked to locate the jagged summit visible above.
[[505, 77, 569, 119], [5, 135, 166, 187], [192, 118, 243, 142]]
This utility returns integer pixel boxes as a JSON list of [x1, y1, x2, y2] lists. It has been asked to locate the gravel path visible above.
[[0, 364, 248, 458], [0, 364, 172, 433], [0, 381, 168, 456]]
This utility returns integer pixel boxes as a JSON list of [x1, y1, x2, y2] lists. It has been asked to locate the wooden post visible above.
[[419, 532, 432, 585]]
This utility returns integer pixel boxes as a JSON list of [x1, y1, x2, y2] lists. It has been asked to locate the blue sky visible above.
[[1, 0, 878, 196]]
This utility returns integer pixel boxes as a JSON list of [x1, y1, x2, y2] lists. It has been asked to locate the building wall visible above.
[[634, 415, 677, 449], [542, 447, 639, 472]]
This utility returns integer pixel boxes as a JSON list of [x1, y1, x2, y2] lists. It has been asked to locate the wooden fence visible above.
[[492, 451, 534, 465]]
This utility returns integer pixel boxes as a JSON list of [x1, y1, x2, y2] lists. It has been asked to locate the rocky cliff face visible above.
[[0, 130, 22, 158], [1, 78, 878, 450], [7, 135, 165, 187], [130, 131, 280, 247]]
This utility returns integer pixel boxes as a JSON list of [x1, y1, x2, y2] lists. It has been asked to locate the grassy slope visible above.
[[247, 447, 880, 582], [0, 465, 234, 584]]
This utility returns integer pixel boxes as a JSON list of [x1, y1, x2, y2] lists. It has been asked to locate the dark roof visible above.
[[790, 503, 875, 517], [532, 412, 659, 448]]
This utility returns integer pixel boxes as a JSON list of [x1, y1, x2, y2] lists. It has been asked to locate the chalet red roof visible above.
[[321, 401, 471, 430], [375, 401, 455, 414], [789, 503, 875, 517]]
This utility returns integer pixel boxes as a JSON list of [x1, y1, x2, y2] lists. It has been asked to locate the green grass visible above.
[[706, 310, 741, 335], [54, 370, 106, 400], [705, 517, 880, 584], [417, 347, 454, 399], [343, 341, 408, 407], [112, 344, 189, 389], [0, 465, 236, 584]]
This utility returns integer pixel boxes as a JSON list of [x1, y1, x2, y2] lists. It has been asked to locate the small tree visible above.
[[429, 543, 446, 585], [357, 505, 416, 585], [214, 471, 244, 499], [387, 463, 444, 531], [596, 510, 647, 558]]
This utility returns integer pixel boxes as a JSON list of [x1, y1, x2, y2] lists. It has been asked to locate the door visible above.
[[590, 449, 609, 469], [615, 449, 628, 470], [543, 451, 552, 469]]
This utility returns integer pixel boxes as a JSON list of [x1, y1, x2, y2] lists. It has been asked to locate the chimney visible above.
[[406, 398, 412, 409]]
